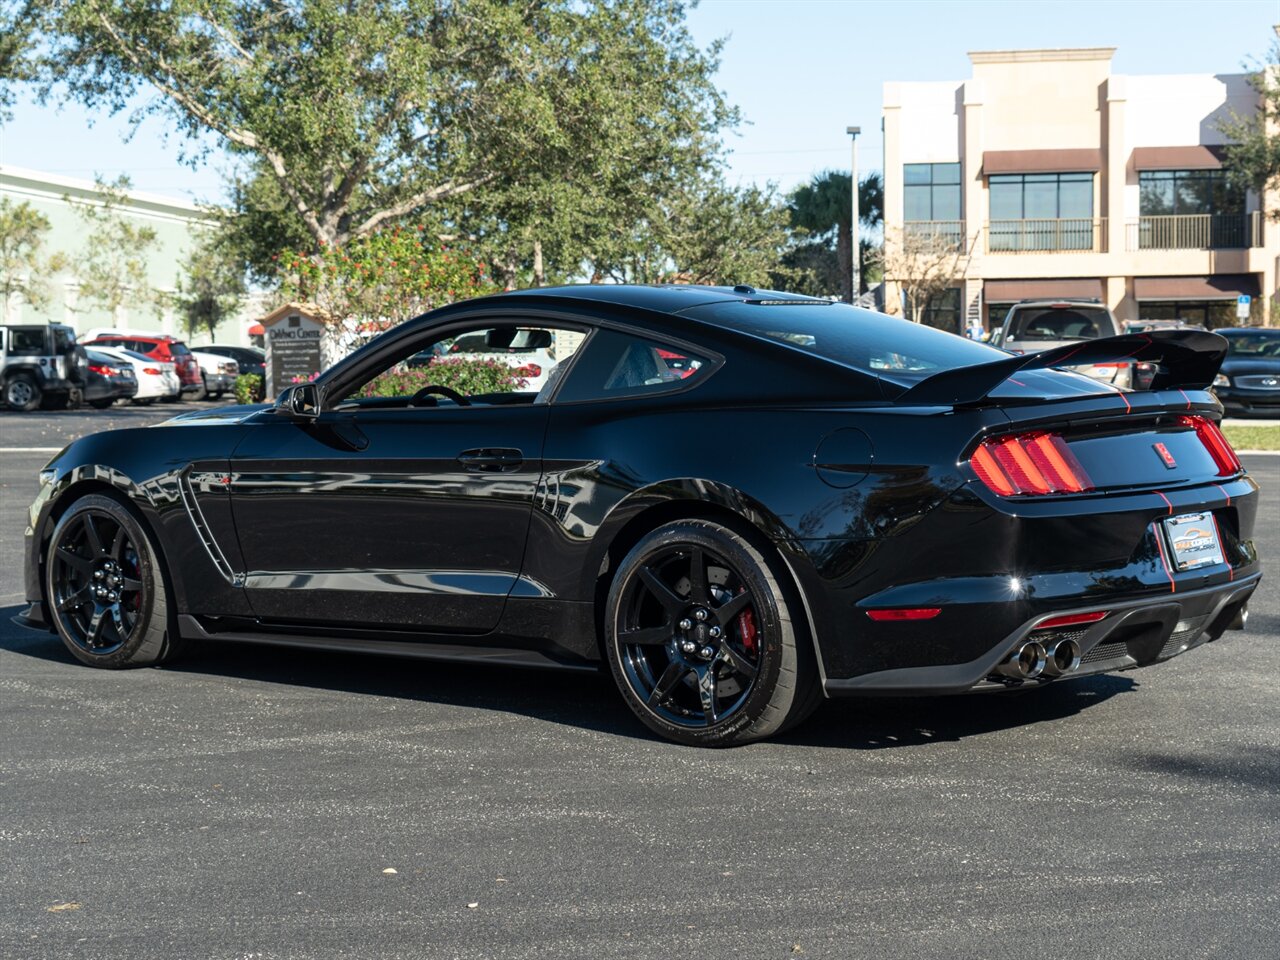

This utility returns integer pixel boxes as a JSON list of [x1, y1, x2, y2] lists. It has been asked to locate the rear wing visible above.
[[898, 330, 1228, 406]]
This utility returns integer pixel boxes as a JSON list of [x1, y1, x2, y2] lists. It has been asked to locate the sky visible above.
[[0, 0, 1275, 205]]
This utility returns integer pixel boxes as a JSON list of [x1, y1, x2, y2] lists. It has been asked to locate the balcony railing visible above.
[[985, 219, 1106, 254], [904, 220, 966, 249], [1126, 213, 1262, 251]]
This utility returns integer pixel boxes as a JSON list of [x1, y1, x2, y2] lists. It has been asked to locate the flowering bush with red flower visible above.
[[360, 358, 527, 399]]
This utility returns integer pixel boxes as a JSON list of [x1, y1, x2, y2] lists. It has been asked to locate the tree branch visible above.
[[350, 174, 498, 237]]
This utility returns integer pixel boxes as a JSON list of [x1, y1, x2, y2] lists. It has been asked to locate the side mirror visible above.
[[279, 382, 322, 419]]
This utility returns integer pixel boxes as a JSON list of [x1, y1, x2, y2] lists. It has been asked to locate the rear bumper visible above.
[[825, 574, 1259, 696]]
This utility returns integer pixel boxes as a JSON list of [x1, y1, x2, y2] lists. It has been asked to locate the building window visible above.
[[988, 172, 1093, 220], [908, 286, 962, 333], [1136, 170, 1248, 249], [904, 163, 962, 222], [1139, 169, 1242, 216], [988, 172, 1094, 251]]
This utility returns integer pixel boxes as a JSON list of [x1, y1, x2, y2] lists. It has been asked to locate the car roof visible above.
[[497, 283, 818, 312]]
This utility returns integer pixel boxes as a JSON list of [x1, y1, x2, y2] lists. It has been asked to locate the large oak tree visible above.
[[30, 0, 738, 268]]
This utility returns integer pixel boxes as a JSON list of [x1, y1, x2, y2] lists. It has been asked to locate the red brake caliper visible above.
[[736, 591, 758, 655]]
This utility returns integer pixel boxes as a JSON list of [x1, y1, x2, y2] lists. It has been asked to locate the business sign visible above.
[[261, 306, 324, 398], [1236, 295, 1251, 320]]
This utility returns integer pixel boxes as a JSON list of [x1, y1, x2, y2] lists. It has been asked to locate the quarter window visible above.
[[554, 329, 711, 403]]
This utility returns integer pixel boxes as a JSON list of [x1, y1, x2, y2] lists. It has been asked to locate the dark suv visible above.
[[197, 344, 266, 379]]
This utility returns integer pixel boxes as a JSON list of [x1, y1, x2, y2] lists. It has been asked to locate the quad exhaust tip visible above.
[[1043, 637, 1082, 677], [996, 640, 1046, 680]]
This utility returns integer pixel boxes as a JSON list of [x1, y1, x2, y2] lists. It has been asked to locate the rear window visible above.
[[1006, 307, 1114, 342], [54, 328, 77, 352], [556, 329, 709, 402], [683, 301, 1004, 387], [168, 342, 191, 356]]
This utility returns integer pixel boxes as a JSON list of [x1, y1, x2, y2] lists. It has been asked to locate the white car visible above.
[[191, 350, 240, 399], [87, 345, 181, 403]]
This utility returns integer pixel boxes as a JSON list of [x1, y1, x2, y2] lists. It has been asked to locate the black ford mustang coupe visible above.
[[19, 285, 1261, 746]]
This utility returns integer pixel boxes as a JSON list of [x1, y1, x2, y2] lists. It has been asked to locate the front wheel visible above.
[[604, 519, 818, 747], [46, 494, 186, 668]]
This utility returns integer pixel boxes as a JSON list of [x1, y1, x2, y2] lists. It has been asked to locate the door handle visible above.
[[457, 448, 524, 472]]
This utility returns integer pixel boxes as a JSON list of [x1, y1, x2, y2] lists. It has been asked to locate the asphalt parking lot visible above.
[[1, 405, 1278, 960]]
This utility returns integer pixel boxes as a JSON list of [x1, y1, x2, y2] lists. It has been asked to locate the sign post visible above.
[[258, 303, 324, 399], [1236, 295, 1251, 321]]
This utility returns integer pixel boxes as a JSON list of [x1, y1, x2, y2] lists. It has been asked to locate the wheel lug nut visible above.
[[700, 646, 715, 660], [678, 618, 692, 631], [709, 626, 721, 638], [94, 570, 103, 579], [694, 609, 708, 622], [681, 640, 696, 654]]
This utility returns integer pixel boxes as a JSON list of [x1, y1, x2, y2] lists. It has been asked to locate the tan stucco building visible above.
[[881, 47, 1278, 331]]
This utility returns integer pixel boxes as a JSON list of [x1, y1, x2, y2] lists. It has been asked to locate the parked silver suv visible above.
[[992, 298, 1132, 388]]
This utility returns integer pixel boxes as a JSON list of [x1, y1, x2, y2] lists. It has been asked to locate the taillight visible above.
[[516, 363, 542, 378], [89, 364, 110, 375], [143, 367, 161, 376], [970, 431, 1094, 496], [1179, 415, 1241, 477], [1038, 611, 1109, 629]]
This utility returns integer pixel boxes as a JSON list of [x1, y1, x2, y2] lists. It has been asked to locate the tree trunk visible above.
[[532, 239, 544, 287], [835, 222, 852, 303]]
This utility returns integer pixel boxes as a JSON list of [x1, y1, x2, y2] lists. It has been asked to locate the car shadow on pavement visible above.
[[3, 602, 1136, 749], [779, 675, 1138, 750]]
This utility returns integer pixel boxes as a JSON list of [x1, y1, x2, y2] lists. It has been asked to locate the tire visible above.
[[192, 377, 209, 401], [45, 493, 186, 668], [4, 372, 42, 411], [604, 519, 819, 747], [89, 398, 114, 409], [209, 390, 224, 400], [161, 393, 181, 404]]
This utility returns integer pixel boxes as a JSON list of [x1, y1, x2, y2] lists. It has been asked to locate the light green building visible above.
[[1, 165, 255, 345]]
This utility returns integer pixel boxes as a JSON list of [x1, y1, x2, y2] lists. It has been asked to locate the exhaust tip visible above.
[[1044, 637, 1082, 677], [996, 640, 1046, 680]]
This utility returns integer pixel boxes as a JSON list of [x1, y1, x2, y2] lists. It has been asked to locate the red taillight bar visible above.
[[866, 608, 942, 622], [89, 364, 110, 375], [969, 431, 1094, 497], [1037, 611, 1109, 629], [1179, 415, 1241, 477]]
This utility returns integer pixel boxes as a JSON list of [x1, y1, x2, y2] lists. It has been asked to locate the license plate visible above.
[[1163, 512, 1224, 571]]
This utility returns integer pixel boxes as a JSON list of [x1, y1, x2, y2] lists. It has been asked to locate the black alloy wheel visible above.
[[605, 519, 818, 747], [46, 494, 184, 668]]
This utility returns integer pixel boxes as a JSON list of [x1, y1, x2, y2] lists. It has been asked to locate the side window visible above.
[[11, 329, 45, 353], [554, 329, 712, 403], [340, 324, 586, 409]]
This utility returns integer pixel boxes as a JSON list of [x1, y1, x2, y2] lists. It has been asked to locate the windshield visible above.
[[1006, 306, 1114, 342], [1223, 331, 1280, 358], [683, 301, 1006, 387]]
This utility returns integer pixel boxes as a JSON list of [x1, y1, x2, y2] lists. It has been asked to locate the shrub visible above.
[[234, 373, 264, 405], [360, 358, 527, 398]]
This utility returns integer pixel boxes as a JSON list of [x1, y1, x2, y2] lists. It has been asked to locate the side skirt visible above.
[[176, 605, 601, 675]]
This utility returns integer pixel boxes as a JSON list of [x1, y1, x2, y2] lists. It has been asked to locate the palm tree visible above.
[[787, 170, 883, 302]]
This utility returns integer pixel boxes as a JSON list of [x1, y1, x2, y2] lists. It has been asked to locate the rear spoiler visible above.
[[898, 330, 1229, 406]]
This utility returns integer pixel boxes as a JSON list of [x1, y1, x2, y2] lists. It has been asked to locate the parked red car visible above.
[[85, 334, 203, 398]]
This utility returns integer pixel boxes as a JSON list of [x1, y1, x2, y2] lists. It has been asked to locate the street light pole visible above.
[[846, 126, 861, 305]]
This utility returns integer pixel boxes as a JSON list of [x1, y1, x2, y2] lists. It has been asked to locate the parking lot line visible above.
[[0, 447, 65, 453]]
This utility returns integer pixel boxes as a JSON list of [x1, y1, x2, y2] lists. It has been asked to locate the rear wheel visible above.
[[89, 398, 114, 409], [4, 372, 41, 411], [46, 494, 186, 668], [604, 519, 818, 747]]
